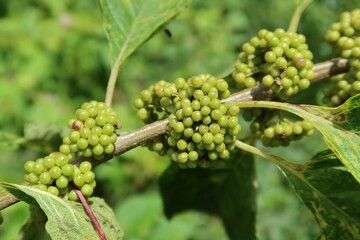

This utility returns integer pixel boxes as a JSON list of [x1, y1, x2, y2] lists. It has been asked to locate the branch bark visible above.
[[0, 57, 349, 211]]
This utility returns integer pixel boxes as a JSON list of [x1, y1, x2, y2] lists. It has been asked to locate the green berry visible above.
[[39, 172, 51, 185], [80, 127, 91, 139], [104, 144, 115, 154], [293, 124, 303, 135], [56, 176, 69, 189], [264, 127, 275, 138], [210, 109, 222, 121], [88, 135, 99, 146], [61, 164, 74, 177], [102, 124, 115, 135], [50, 166, 62, 179], [134, 98, 145, 109], [43, 156, 55, 168], [203, 132, 214, 145], [69, 131, 80, 143], [33, 163, 45, 175], [68, 190, 79, 201], [59, 144, 71, 155], [81, 184, 94, 197], [25, 173, 39, 184], [265, 51, 276, 63], [80, 161, 92, 173], [176, 139, 188, 151], [99, 134, 111, 146], [73, 174, 85, 188], [91, 126, 103, 136], [301, 121, 313, 131], [137, 108, 149, 120], [191, 111, 203, 122], [47, 186, 59, 196], [192, 132, 202, 143], [77, 138, 88, 150], [177, 152, 188, 163], [109, 133, 117, 144], [275, 57, 287, 69], [95, 115, 107, 126], [76, 109, 89, 121], [188, 151, 199, 161], [227, 105, 240, 116], [85, 118, 96, 129], [24, 161, 35, 173], [55, 154, 68, 167]]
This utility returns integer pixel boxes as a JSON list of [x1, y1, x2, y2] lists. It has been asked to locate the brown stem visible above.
[[0, 191, 18, 210], [312, 58, 349, 83], [0, 57, 349, 211]]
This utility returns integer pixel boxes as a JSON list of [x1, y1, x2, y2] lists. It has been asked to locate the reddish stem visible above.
[[71, 183, 107, 240]]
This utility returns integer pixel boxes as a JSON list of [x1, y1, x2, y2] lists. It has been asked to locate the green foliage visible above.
[[2, 183, 123, 240], [159, 152, 256, 239], [19, 205, 49, 240], [114, 192, 228, 239], [99, 0, 191, 67], [238, 95, 360, 184], [282, 150, 360, 239], [0, 0, 360, 240]]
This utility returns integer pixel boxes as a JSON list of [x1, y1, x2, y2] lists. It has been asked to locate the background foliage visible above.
[[0, 0, 359, 239]]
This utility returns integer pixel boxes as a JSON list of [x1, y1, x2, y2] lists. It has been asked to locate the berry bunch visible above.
[[24, 154, 96, 201], [135, 74, 241, 168], [60, 100, 120, 160], [252, 119, 314, 147], [24, 100, 120, 200], [323, 9, 360, 106], [322, 71, 360, 106], [134, 80, 178, 122], [232, 28, 316, 100], [326, 9, 360, 59], [167, 74, 240, 168]]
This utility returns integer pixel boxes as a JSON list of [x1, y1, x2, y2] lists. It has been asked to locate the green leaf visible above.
[[99, 0, 191, 67], [280, 150, 360, 239], [237, 94, 360, 184], [159, 152, 257, 240], [1, 183, 123, 240], [19, 205, 50, 240]]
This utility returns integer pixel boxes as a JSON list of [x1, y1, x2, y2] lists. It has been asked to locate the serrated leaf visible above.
[[279, 150, 360, 239], [159, 152, 256, 240], [238, 94, 360, 184], [99, 0, 191, 67], [1, 183, 123, 240]]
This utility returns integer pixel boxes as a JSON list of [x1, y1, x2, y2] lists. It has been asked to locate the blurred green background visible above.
[[0, 0, 358, 239]]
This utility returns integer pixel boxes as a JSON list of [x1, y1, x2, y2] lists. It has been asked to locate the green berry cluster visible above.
[[24, 154, 96, 201], [167, 74, 240, 168], [323, 9, 360, 106], [232, 28, 316, 100], [252, 119, 314, 147], [322, 71, 360, 106], [60, 100, 119, 161], [135, 74, 241, 168], [326, 9, 360, 59], [23, 100, 119, 200], [134, 80, 178, 122]]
